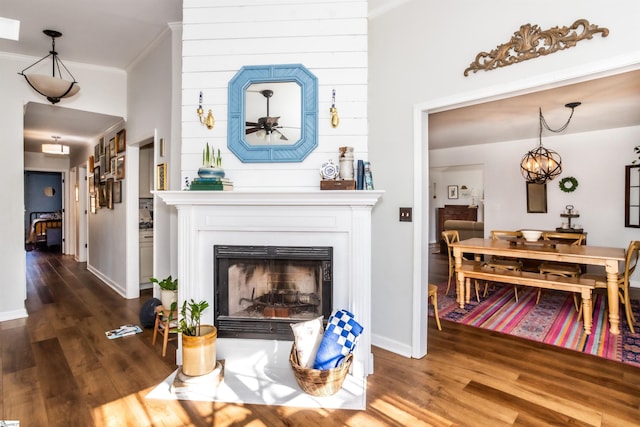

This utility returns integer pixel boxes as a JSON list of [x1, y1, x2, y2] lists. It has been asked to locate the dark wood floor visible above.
[[1, 250, 639, 426]]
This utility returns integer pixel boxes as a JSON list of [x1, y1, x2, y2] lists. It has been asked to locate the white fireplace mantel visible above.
[[157, 189, 383, 382]]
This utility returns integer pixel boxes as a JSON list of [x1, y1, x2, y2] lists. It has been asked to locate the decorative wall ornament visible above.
[[464, 19, 609, 76]]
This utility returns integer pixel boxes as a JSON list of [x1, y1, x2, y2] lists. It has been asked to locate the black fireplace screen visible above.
[[214, 245, 332, 339]]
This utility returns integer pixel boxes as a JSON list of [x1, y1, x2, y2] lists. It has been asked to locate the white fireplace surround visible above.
[[157, 190, 383, 382]]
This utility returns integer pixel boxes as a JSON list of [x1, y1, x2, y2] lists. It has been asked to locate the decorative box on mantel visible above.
[[320, 180, 356, 190], [156, 190, 383, 384]]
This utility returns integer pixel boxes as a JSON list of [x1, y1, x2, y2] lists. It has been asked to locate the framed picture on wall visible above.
[[98, 183, 106, 207], [110, 157, 117, 176], [448, 185, 459, 199], [106, 178, 114, 209], [113, 180, 122, 203], [109, 137, 116, 158], [116, 129, 126, 153], [116, 155, 125, 180], [157, 163, 167, 191], [94, 167, 100, 188]]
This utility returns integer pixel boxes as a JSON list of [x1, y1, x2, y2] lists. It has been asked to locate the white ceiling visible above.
[[4, 1, 640, 156]]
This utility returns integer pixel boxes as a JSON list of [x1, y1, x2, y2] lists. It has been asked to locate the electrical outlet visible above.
[[399, 207, 412, 222]]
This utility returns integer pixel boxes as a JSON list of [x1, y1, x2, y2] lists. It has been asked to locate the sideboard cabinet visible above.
[[437, 205, 478, 253]]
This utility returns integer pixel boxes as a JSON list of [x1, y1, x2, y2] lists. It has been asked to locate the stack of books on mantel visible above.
[[189, 177, 234, 191]]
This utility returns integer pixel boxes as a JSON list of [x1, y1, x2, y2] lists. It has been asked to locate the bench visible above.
[[457, 264, 597, 334]]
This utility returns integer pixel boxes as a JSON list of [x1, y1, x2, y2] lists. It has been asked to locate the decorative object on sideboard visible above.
[[464, 19, 609, 76], [197, 91, 215, 130], [19, 29, 80, 104], [520, 102, 581, 184], [330, 89, 340, 128], [558, 204, 581, 231]]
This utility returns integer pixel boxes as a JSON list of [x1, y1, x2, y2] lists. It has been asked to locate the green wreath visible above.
[[559, 176, 578, 193]]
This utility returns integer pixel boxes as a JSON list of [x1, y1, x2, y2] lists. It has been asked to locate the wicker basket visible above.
[[289, 343, 353, 397]]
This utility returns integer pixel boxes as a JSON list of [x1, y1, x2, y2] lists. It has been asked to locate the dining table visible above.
[[451, 237, 626, 335]]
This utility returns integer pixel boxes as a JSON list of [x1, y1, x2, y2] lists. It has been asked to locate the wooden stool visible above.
[[428, 284, 442, 331], [152, 305, 178, 357]]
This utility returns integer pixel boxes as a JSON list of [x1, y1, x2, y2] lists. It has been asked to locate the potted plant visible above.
[[198, 143, 225, 179], [173, 299, 217, 377], [150, 275, 178, 309]]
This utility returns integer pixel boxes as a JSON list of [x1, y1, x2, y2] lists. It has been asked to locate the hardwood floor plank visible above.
[[2, 367, 49, 425], [1, 325, 35, 374], [465, 381, 598, 427], [31, 337, 95, 426]]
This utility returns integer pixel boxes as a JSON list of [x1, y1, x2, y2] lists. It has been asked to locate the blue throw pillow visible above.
[[313, 309, 363, 370]]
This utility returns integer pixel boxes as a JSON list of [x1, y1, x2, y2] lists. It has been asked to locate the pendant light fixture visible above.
[[42, 135, 70, 155], [520, 102, 581, 184], [19, 29, 80, 104]]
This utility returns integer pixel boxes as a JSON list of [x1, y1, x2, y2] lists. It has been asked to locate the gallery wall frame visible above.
[[116, 129, 126, 153], [157, 163, 167, 190]]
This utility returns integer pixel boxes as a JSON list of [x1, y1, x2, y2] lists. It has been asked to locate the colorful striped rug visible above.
[[432, 282, 640, 368]]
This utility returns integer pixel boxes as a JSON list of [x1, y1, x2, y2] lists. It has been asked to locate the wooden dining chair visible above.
[[428, 283, 442, 331], [537, 232, 586, 307], [486, 230, 523, 301], [441, 230, 483, 301], [582, 240, 639, 333], [152, 305, 178, 357]]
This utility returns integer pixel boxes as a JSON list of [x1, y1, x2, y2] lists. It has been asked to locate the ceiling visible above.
[[4, 1, 640, 156]]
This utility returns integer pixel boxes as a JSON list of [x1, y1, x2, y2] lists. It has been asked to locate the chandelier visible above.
[[19, 29, 80, 104], [520, 102, 580, 184]]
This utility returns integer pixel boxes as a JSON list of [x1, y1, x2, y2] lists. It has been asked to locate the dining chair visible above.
[[428, 283, 442, 331], [441, 230, 483, 301], [582, 240, 639, 333], [486, 230, 523, 301], [537, 232, 586, 307], [152, 305, 179, 357]]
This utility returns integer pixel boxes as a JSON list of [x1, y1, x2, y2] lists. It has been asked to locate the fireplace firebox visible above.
[[214, 245, 332, 340]]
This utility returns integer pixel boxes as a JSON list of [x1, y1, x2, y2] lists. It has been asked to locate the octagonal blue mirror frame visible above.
[[227, 64, 318, 163]]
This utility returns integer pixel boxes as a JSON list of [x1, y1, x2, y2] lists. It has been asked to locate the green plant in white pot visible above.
[[150, 275, 178, 309], [173, 299, 217, 377]]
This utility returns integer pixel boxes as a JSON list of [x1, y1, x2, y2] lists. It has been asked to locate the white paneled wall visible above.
[[181, 0, 368, 190]]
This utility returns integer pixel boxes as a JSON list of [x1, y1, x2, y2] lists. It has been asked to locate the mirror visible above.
[[526, 182, 547, 213], [244, 82, 301, 146], [228, 64, 318, 163]]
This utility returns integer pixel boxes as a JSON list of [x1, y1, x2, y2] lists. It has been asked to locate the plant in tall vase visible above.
[[172, 299, 218, 377], [150, 275, 178, 309]]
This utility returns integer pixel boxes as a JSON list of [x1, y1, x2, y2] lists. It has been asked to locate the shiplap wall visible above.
[[181, 0, 368, 189]]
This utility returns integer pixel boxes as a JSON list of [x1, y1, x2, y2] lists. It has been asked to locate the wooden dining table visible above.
[[451, 237, 626, 335]]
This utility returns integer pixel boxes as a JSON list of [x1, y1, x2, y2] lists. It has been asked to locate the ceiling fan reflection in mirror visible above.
[[245, 89, 291, 142]]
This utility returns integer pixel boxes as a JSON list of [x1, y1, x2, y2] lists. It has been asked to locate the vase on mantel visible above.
[[197, 167, 225, 179]]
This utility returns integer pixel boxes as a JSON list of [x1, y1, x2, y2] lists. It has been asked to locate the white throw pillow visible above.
[[290, 316, 324, 368]]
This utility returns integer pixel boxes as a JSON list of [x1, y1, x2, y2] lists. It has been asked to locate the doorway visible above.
[[24, 171, 63, 252]]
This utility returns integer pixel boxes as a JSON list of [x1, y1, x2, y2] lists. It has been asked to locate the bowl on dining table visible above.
[[521, 230, 542, 242]]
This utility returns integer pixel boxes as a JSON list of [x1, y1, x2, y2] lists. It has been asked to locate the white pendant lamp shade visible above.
[[23, 74, 80, 100], [19, 29, 80, 104]]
